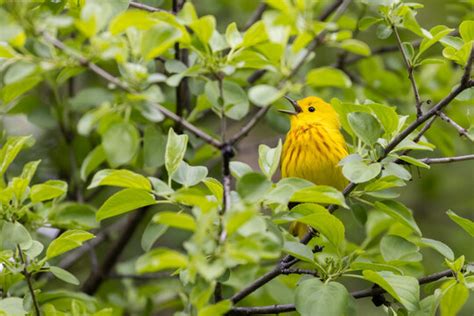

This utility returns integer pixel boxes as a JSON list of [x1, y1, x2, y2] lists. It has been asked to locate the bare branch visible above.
[[129, 1, 166, 13], [173, 0, 189, 133], [280, 268, 318, 276], [243, 3, 267, 31], [419, 154, 474, 165], [82, 210, 146, 294], [108, 272, 173, 280], [42, 32, 223, 149], [393, 26, 423, 118], [437, 111, 472, 140], [230, 268, 458, 315]]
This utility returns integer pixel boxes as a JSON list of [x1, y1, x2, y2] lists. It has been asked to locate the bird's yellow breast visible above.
[[281, 123, 348, 190]]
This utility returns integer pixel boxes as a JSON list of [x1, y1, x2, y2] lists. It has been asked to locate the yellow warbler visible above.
[[280, 96, 348, 237]]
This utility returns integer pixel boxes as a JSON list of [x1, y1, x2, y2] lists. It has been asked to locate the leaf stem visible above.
[[18, 246, 41, 316]]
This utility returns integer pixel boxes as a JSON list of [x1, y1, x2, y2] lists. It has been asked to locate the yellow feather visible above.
[[281, 96, 348, 238]]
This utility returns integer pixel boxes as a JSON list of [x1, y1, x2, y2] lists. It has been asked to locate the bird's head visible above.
[[279, 96, 341, 129]]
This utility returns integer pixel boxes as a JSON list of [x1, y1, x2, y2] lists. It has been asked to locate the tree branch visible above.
[[42, 32, 223, 149], [419, 154, 474, 165], [393, 26, 423, 118], [81, 210, 146, 294], [437, 111, 472, 140], [230, 268, 458, 315], [18, 246, 41, 316], [232, 0, 353, 145], [173, 0, 189, 133], [129, 1, 165, 13], [243, 3, 267, 31]]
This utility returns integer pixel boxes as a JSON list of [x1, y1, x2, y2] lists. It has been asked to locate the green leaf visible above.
[[258, 140, 282, 179], [46, 230, 94, 259], [230, 161, 253, 178], [440, 282, 469, 316], [248, 85, 282, 107], [49, 266, 80, 285], [242, 21, 267, 47], [293, 204, 345, 253], [283, 241, 314, 263], [222, 80, 249, 120], [198, 300, 232, 316], [236, 172, 272, 203], [460, 20, 474, 42], [350, 261, 403, 274], [141, 25, 182, 59], [136, 248, 188, 273], [190, 15, 215, 45], [172, 161, 208, 187], [0, 135, 34, 176], [88, 169, 151, 191], [306, 67, 351, 88], [149, 177, 174, 196], [165, 128, 188, 178], [374, 200, 421, 235], [398, 155, 430, 169], [0, 43, 16, 58], [362, 270, 420, 311], [80, 145, 106, 181], [153, 212, 196, 232], [359, 17, 382, 31], [290, 185, 347, 207], [102, 122, 140, 167], [109, 9, 157, 34], [49, 203, 99, 230], [0, 76, 41, 103], [0, 221, 32, 250], [342, 158, 381, 183], [418, 25, 454, 59], [366, 103, 399, 136], [348, 112, 383, 146], [141, 221, 168, 251], [0, 297, 27, 316], [96, 188, 157, 221], [419, 238, 454, 261], [340, 39, 371, 56], [446, 210, 474, 237], [295, 279, 353, 316], [143, 126, 166, 169], [376, 24, 393, 39], [30, 180, 67, 203], [380, 235, 422, 262], [203, 177, 223, 202], [225, 22, 242, 48]]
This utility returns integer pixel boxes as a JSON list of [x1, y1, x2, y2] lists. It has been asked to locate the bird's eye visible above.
[[308, 106, 315, 112]]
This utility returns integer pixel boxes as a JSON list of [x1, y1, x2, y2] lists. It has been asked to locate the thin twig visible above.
[[243, 3, 267, 31], [18, 246, 41, 316], [393, 26, 423, 118], [108, 272, 173, 280], [230, 268, 457, 314], [280, 268, 318, 276], [419, 154, 474, 165], [42, 32, 223, 149], [173, 0, 188, 133], [233, 0, 353, 145], [129, 1, 165, 13], [81, 210, 146, 294], [437, 111, 472, 140]]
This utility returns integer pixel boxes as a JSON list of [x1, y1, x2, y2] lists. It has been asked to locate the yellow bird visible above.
[[280, 96, 348, 237]]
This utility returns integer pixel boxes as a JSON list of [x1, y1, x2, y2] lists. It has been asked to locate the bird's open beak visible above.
[[278, 96, 302, 115]]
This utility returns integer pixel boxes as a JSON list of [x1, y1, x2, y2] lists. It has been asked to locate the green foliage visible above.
[[0, 0, 473, 315]]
